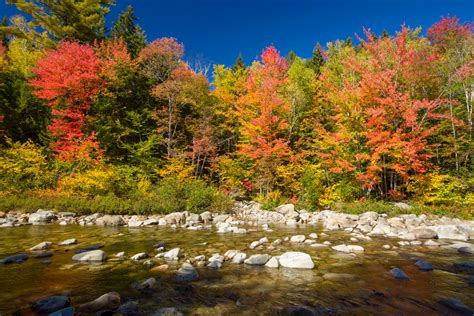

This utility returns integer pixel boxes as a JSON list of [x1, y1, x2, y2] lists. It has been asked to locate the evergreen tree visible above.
[[111, 5, 147, 58], [286, 50, 297, 64], [232, 53, 245, 71], [306, 43, 324, 76], [0, 17, 8, 47], [0, 0, 114, 46]]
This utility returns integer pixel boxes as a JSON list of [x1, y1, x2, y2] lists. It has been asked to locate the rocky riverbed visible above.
[[0, 202, 473, 315]]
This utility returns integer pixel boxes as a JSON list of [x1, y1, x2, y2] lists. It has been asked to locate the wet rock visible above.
[[390, 268, 409, 280], [133, 277, 157, 291], [369, 224, 392, 236], [130, 252, 148, 261], [164, 248, 180, 260], [49, 306, 75, 316], [28, 209, 56, 224], [279, 252, 314, 269], [75, 244, 104, 254], [458, 246, 474, 254], [0, 253, 28, 264], [275, 203, 298, 219], [144, 218, 159, 226], [200, 211, 212, 224], [439, 298, 474, 315], [150, 264, 169, 273], [174, 263, 199, 282], [31, 295, 70, 314], [332, 244, 364, 253], [424, 239, 440, 247], [232, 252, 247, 264], [128, 220, 143, 228], [452, 262, 474, 273], [143, 260, 155, 267], [244, 254, 270, 265], [383, 245, 391, 249], [290, 235, 306, 243], [33, 252, 53, 258], [30, 241, 52, 251], [207, 260, 222, 269], [96, 215, 124, 227], [265, 256, 279, 268], [116, 251, 126, 258], [309, 233, 318, 239], [79, 292, 121, 313], [72, 250, 107, 262], [415, 259, 433, 271], [154, 241, 166, 249], [151, 307, 184, 316], [116, 301, 139, 316], [213, 214, 229, 224], [59, 239, 77, 246], [249, 241, 261, 249]]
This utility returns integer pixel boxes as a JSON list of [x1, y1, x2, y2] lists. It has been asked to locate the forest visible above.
[[0, 1, 472, 217]]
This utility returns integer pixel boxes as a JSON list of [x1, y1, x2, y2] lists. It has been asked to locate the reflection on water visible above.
[[0, 224, 472, 315]]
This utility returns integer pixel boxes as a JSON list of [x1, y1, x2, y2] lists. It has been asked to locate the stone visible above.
[[279, 252, 314, 269], [213, 214, 229, 224], [439, 298, 474, 316], [390, 268, 409, 280], [33, 252, 53, 258], [31, 296, 70, 314], [244, 254, 270, 265], [410, 227, 437, 239], [30, 241, 52, 251], [49, 307, 75, 316], [415, 259, 433, 271], [150, 264, 169, 273], [72, 250, 107, 262], [332, 244, 364, 253], [275, 204, 299, 220], [436, 225, 469, 241], [79, 292, 121, 313], [116, 302, 139, 316], [383, 245, 391, 249], [290, 235, 306, 243], [194, 255, 206, 261], [458, 246, 474, 254], [323, 273, 355, 281], [259, 237, 269, 244], [232, 252, 247, 264], [59, 239, 77, 246], [424, 239, 440, 247], [144, 218, 159, 226], [128, 220, 144, 228], [0, 253, 28, 264], [207, 261, 222, 269], [310, 243, 328, 248], [265, 256, 279, 268], [143, 260, 155, 267], [309, 233, 318, 239], [96, 215, 124, 227], [164, 248, 180, 260], [369, 224, 392, 236], [393, 202, 411, 210], [116, 251, 126, 258], [134, 277, 157, 291], [452, 262, 474, 273], [131, 253, 148, 261], [28, 210, 56, 224], [75, 244, 104, 254], [249, 241, 261, 249], [174, 263, 199, 282], [152, 307, 184, 316]]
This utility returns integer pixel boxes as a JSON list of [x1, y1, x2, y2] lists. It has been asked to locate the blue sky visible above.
[[1, 0, 473, 67]]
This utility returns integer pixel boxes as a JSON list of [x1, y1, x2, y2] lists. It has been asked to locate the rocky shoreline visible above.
[[1, 202, 473, 242]]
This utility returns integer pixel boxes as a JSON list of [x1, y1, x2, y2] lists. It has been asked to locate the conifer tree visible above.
[[111, 5, 147, 58]]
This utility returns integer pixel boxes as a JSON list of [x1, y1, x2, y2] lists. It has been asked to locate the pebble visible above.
[[131, 253, 148, 261]]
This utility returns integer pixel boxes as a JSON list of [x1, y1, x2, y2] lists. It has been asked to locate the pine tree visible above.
[[111, 5, 147, 58], [0, 17, 8, 47], [286, 50, 297, 64], [1, 0, 114, 46], [306, 43, 324, 76], [232, 53, 245, 71]]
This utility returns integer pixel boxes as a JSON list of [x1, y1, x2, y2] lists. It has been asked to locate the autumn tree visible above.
[[236, 46, 291, 194], [111, 5, 147, 58], [30, 41, 104, 161]]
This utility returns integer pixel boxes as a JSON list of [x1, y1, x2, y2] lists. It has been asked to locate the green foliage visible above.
[[111, 5, 147, 58]]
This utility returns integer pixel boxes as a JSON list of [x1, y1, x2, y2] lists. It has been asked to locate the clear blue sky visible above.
[[1, 0, 473, 67]]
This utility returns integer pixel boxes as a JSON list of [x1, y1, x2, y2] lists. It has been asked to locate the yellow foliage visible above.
[[59, 167, 116, 197], [7, 38, 45, 77], [275, 163, 304, 196], [156, 157, 194, 180]]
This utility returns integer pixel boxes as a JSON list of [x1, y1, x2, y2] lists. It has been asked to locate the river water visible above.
[[0, 224, 473, 315]]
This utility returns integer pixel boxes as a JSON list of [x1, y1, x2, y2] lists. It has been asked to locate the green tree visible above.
[[306, 43, 325, 76], [111, 5, 147, 58], [232, 53, 245, 71], [1, 0, 114, 46]]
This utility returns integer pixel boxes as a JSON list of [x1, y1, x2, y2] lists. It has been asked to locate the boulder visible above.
[[78, 292, 121, 313], [28, 210, 56, 224], [244, 254, 270, 265], [72, 250, 107, 262], [265, 256, 279, 268], [0, 253, 28, 264], [96, 215, 124, 227], [290, 235, 306, 243], [59, 239, 77, 246], [131, 253, 148, 261], [435, 225, 470, 241], [410, 227, 437, 239], [332, 244, 364, 253], [49, 307, 75, 316], [279, 252, 314, 269], [31, 296, 70, 314], [75, 244, 104, 254], [275, 204, 299, 220], [439, 298, 474, 315], [164, 248, 180, 260], [232, 252, 247, 264], [116, 302, 139, 316], [133, 277, 157, 291], [415, 259, 433, 271], [164, 212, 186, 225]]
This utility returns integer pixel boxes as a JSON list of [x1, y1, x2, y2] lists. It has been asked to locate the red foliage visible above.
[[138, 37, 184, 82], [427, 16, 473, 50], [30, 41, 104, 161]]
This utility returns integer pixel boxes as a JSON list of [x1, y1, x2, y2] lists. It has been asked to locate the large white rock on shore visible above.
[[279, 252, 314, 269], [72, 250, 107, 262]]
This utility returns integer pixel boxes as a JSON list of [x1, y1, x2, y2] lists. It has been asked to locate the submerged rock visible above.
[[279, 252, 314, 269], [174, 263, 199, 282], [30, 241, 52, 251], [133, 277, 157, 291], [332, 244, 364, 253], [415, 259, 433, 271], [152, 307, 184, 316], [49, 307, 75, 316], [59, 239, 77, 246], [72, 250, 107, 262], [390, 268, 409, 280], [439, 298, 474, 315], [130, 252, 148, 261], [78, 292, 121, 313], [75, 244, 104, 254], [0, 253, 28, 264], [116, 301, 140, 316], [31, 295, 70, 314]]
